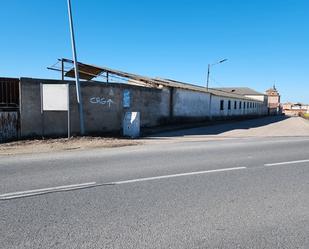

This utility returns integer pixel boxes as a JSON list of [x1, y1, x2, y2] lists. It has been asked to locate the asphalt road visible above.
[[1, 117, 309, 248]]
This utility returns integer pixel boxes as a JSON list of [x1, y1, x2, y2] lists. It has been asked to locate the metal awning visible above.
[[65, 63, 104, 80], [48, 58, 163, 87]]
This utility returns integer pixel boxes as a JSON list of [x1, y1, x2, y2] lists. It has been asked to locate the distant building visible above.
[[282, 102, 309, 116], [266, 85, 281, 115], [282, 102, 292, 111], [214, 87, 280, 115]]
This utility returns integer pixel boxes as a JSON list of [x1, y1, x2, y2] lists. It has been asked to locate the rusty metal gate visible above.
[[0, 78, 20, 142]]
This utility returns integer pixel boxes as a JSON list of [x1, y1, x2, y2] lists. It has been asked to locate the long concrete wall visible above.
[[210, 95, 265, 118], [19, 78, 170, 138], [172, 89, 210, 117], [19, 78, 268, 138]]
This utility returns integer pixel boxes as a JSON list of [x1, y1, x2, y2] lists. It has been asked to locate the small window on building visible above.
[[244, 102, 246, 109], [247, 102, 249, 108], [234, 101, 237, 109], [220, 100, 224, 110], [239, 101, 242, 109], [228, 100, 231, 110]]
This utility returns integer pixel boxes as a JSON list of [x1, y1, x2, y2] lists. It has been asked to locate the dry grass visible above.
[[300, 113, 309, 120]]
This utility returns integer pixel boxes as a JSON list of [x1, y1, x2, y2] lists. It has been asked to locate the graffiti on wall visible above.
[[90, 97, 114, 108], [0, 112, 18, 143]]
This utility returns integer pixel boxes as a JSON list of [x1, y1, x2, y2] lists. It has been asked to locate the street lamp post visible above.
[[67, 0, 85, 135], [206, 59, 228, 90]]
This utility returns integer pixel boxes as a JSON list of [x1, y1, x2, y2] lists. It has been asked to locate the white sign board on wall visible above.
[[123, 89, 130, 108], [42, 84, 69, 111]]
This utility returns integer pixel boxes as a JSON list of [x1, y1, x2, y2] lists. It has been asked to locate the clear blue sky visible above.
[[1, 0, 308, 103]]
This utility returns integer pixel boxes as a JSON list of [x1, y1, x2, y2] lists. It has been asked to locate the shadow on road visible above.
[[149, 116, 289, 137]]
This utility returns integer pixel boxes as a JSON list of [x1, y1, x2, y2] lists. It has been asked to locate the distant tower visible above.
[[266, 85, 281, 115]]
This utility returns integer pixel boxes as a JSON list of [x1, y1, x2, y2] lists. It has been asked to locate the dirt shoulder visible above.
[[0, 137, 141, 156]]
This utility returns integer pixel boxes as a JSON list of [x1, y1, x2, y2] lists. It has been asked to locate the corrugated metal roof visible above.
[[61, 59, 263, 102], [213, 87, 265, 96], [208, 88, 258, 100], [156, 79, 260, 101]]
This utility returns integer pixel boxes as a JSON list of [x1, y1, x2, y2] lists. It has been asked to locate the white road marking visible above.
[[0, 167, 247, 200], [0, 182, 97, 200], [110, 167, 247, 185], [265, 159, 309, 167]]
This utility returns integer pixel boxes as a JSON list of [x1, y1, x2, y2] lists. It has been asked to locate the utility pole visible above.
[[67, 0, 85, 135]]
